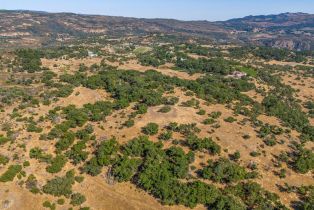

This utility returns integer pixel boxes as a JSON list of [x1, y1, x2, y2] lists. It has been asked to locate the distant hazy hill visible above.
[[0, 10, 313, 50]]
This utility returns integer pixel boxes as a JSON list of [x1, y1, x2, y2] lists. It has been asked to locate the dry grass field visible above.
[[0, 39, 313, 210]]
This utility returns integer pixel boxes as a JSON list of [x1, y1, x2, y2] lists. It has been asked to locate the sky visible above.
[[1, 0, 314, 21]]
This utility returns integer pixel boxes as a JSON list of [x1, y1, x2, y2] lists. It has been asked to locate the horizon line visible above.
[[0, 9, 311, 22]]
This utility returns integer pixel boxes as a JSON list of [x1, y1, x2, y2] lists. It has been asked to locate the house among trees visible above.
[[226, 71, 247, 79], [88, 51, 97, 58]]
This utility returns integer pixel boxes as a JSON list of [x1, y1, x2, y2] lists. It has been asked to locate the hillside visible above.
[[0, 9, 313, 210], [0, 10, 313, 50], [0, 31, 313, 209]]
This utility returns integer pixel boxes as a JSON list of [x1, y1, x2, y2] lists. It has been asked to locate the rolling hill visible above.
[[0, 10, 313, 50]]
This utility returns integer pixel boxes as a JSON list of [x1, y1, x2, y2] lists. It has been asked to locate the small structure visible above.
[[226, 71, 247, 79], [88, 51, 98, 58]]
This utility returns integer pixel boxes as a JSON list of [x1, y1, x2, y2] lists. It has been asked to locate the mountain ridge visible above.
[[0, 10, 313, 50]]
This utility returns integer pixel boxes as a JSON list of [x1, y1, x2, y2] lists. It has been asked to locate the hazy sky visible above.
[[1, 0, 314, 21]]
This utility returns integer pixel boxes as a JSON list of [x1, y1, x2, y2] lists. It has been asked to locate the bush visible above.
[[70, 193, 86, 206], [83, 138, 118, 176], [46, 155, 67, 173], [264, 138, 277, 147], [15, 49, 42, 73], [158, 131, 173, 141], [250, 151, 261, 157], [0, 135, 10, 145], [43, 201, 56, 210], [134, 103, 148, 114], [43, 170, 75, 197], [142, 123, 159, 135], [209, 111, 222, 119], [230, 151, 241, 161], [226, 182, 286, 209], [55, 131, 76, 151], [199, 158, 251, 183], [29, 147, 52, 162], [112, 156, 142, 182], [66, 141, 89, 165], [278, 169, 286, 178], [27, 123, 43, 133], [209, 195, 245, 210], [203, 118, 215, 125], [197, 109, 206, 115], [23, 161, 30, 167], [224, 117, 237, 123], [158, 106, 171, 113], [82, 157, 102, 176], [186, 134, 221, 155], [0, 155, 9, 165], [96, 138, 119, 166], [294, 148, 314, 174], [0, 165, 22, 182], [57, 199, 65, 205], [162, 96, 179, 105], [74, 176, 85, 183], [124, 119, 135, 128], [25, 174, 40, 194]]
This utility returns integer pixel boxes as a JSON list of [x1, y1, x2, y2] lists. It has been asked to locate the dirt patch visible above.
[[41, 57, 103, 74], [54, 86, 111, 108], [117, 60, 203, 80]]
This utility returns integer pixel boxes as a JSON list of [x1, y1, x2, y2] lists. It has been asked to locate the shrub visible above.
[[264, 138, 277, 147], [158, 131, 173, 141], [55, 131, 76, 151], [226, 181, 286, 209], [25, 174, 40, 194], [186, 134, 220, 155], [0, 135, 10, 145], [27, 123, 43, 133], [15, 49, 42, 73], [224, 117, 237, 123], [134, 103, 148, 114], [43, 201, 56, 210], [209, 111, 222, 119], [250, 151, 261, 157], [197, 109, 206, 115], [70, 193, 86, 206], [158, 106, 171, 113], [199, 158, 251, 183], [57, 199, 65, 205], [142, 123, 159, 135], [203, 118, 215, 125], [294, 148, 314, 174], [0, 155, 9, 165], [230, 151, 241, 161], [29, 147, 52, 162], [112, 156, 142, 182], [66, 141, 89, 165], [23, 161, 30, 167], [278, 169, 286, 178], [74, 176, 84, 183], [43, 170, 75, 197], [82, 157, 102, 176], [82, 138, 119, 176], [46, 155, 67, 173], [96, 138, 119, 166], [124, 119, 135, 128], [162, 96, 179, 105], [0, 165, 22, 182]]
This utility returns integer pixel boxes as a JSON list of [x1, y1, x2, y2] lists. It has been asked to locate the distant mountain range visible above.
[[0, 10, 313, 50]]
